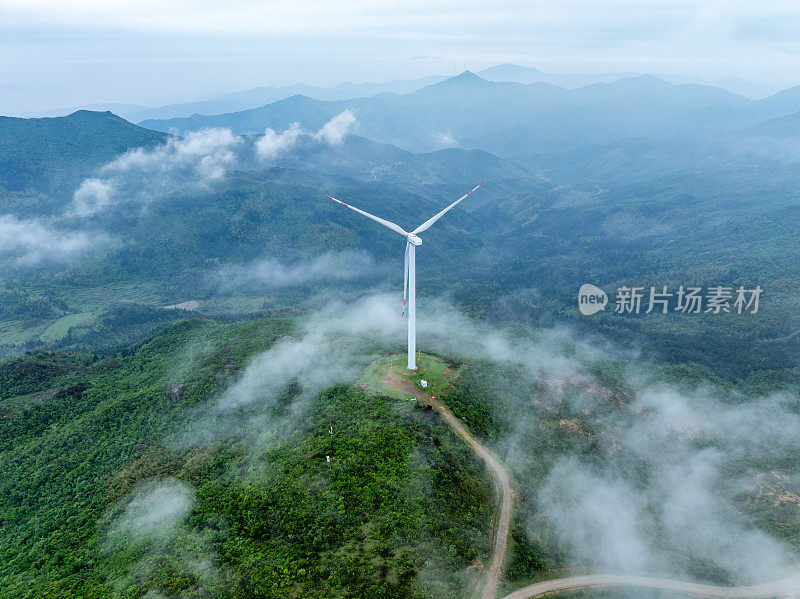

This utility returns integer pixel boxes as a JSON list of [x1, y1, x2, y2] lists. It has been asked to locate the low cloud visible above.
[[314, 109, 356, 145], [107, 479, 193, 541], [102, 479, 219, 598], [65, 128, 242, 219], [255, 110, 357, 160], [103, 127, 241, 182], [434, 131, 458, 148], [71, 178, 114, 216], [255, 121, 303, 159], [210, 250, 380, 291], [0, 213, 107, 265], [534, 382, 800, 584]]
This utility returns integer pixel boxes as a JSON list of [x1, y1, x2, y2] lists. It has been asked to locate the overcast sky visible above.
[[2, 0, 800, 115]]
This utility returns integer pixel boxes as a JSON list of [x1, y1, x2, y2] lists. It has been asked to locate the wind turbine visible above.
[[327, 183, 482, 370]]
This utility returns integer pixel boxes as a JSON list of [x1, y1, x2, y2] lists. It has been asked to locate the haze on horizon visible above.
[[2, 0, 800, 115]]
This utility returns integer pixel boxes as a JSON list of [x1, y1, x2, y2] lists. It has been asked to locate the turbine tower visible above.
[[327, 183, 481, 370]]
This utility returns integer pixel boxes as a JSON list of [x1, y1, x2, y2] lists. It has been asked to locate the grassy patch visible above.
[[0, 317, 50, 346], [360, 352, 462, 402], [39, 312, 96, 343]]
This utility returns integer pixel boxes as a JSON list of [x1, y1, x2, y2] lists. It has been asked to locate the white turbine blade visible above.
[[402, 241, 409, 315], [326, 194, 409, 237], [411, 182, 482, 235]]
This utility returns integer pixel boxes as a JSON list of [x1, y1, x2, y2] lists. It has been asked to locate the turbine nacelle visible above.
[[407, 234, 422, 246]]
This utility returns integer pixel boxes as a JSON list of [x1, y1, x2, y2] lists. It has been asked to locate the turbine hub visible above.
[[408, 234, 422, 246]]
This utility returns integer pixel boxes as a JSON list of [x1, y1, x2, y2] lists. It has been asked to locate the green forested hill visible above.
[[0, 111, 165, 195], [0, 317, 493, 598]]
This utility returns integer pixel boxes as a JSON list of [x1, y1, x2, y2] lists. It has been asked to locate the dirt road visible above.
[[381, 368, 800, 599], [385, 372, 513, 599], [500, 573, 800, 599]]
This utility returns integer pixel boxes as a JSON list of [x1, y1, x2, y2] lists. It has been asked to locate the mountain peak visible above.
[[455, 69, 483, 80], [433, 70, 490, 89], [68, 109, 114, 118]]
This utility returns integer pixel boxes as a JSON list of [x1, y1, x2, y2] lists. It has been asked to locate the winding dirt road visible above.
[[500, 573, 800, 599], [382, 368, 800, 599], [386, 372, 513, 599]]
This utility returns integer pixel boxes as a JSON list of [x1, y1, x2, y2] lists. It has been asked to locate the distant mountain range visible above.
[[31, 77, 446, 122], [8, 72, 799, 199], [26, 64, 782, 123], [478, 63, 779, 98], [135, 71, 800, 166]]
